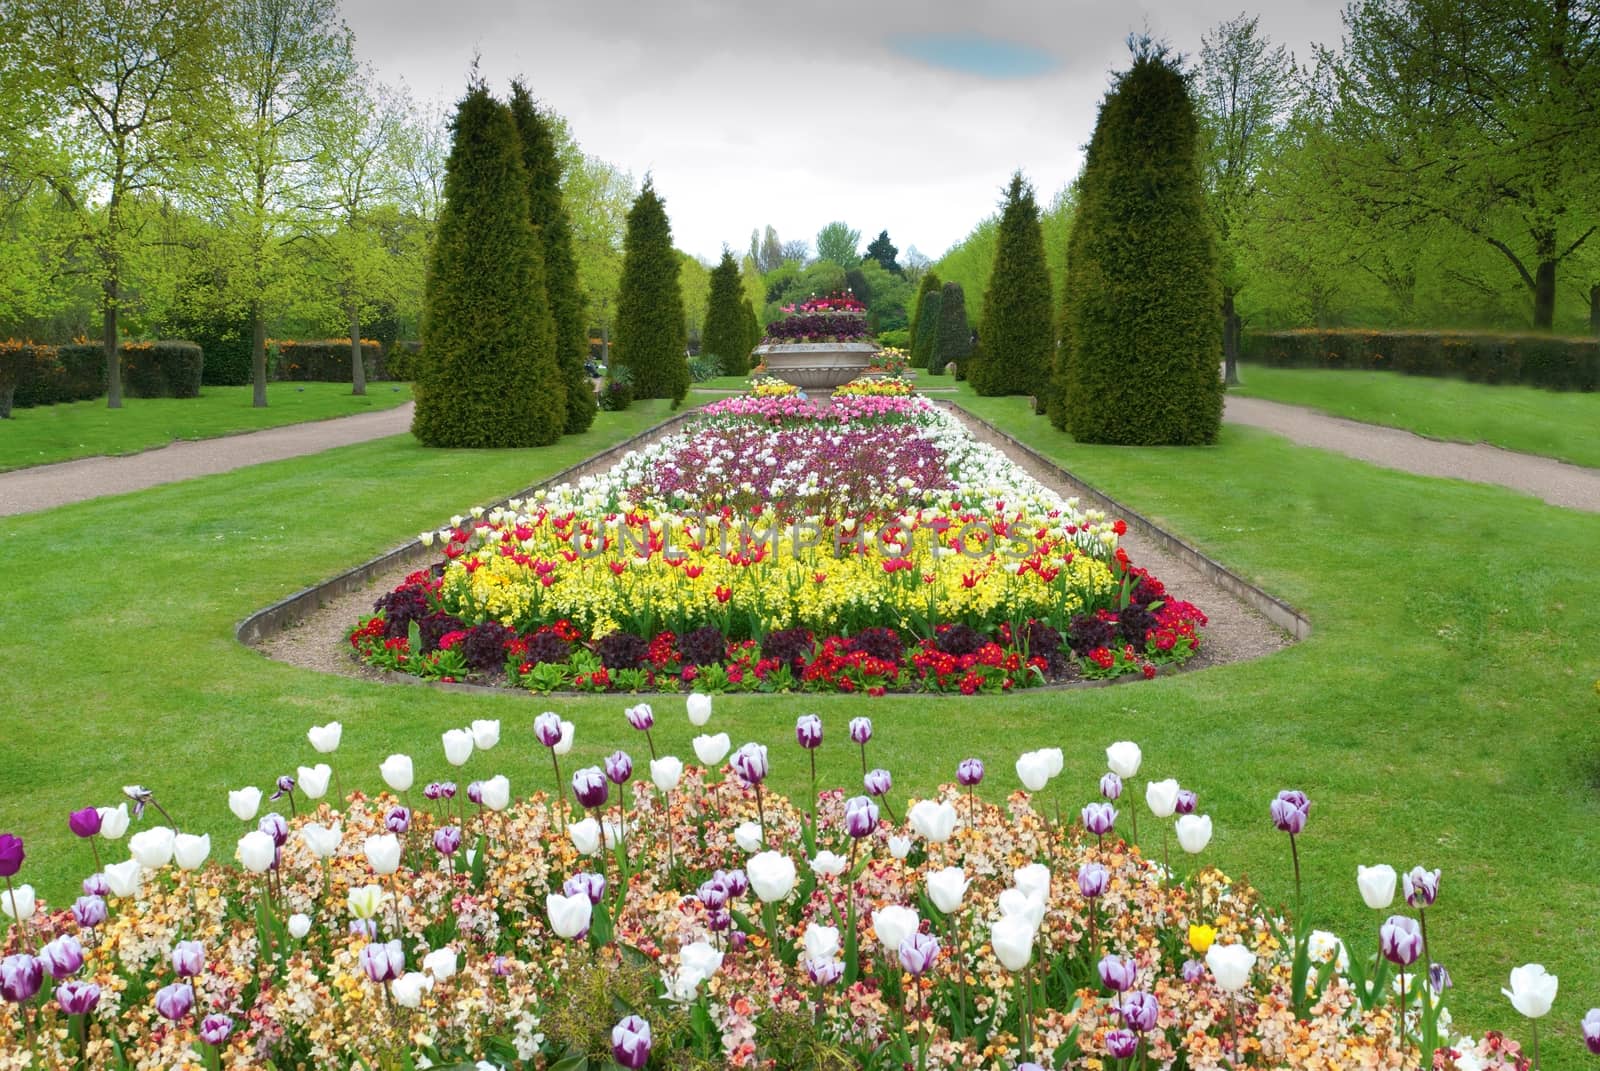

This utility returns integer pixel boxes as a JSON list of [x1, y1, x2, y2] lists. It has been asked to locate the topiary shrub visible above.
[[701, 251, 749, 377], [13, 342, 103, 408], [971, 172, 1054, 397], [1055, 42, 1223, 444], [385, 341, 423, 381], [929, 282, 971, 378], [597, 379, 633, 411], [910, 287, 942, 370], [613, 179, 689, 405], [120, 341, 203, 399]]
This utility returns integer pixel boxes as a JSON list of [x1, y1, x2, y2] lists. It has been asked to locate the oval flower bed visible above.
[[348, 394, 1208, 695], [0, 710, 1546, 1069]]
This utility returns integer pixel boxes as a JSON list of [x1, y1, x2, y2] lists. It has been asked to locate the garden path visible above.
[[1222, 395, 1600, 513]]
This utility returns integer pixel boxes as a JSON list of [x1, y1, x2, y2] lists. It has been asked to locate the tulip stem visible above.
[[808, 750, 818, 844], [1128, 785, 1138, 845], [549, 752, 566, 833], [755, 782, 767, 842], [1531, 1019, 1540, 1071], [1397, 968, 1407, 1069], [1289, 833, 1302, 906], [5, 875, 35, 951], [88, 838, 102, 873]]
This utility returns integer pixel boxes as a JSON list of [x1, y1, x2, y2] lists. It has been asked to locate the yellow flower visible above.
[[1188, 923, 1217, 953]]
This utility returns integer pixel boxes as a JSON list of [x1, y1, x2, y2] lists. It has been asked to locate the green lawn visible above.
[[1232, 365, 1600, 468], [692, 375, 751, 391], [0, 381, 414, 471], [1, 388, 1597, 1062]]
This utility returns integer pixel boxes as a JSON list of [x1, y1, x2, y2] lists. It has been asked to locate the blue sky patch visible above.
[[886, 33, 1060, 79]]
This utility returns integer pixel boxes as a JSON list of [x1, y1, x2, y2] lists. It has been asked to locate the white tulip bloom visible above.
[[888, 835, 912, 860], [747, 851, 797, 902], [926, 867, 970, 914], [1206, 943, 1257, 992], [990, 914, 1037, 972], [380, 755, 414, 792], [287, 913, 312, 939], [236, 831, 276, 875], [546, 892, 593, 939], [423, 947, 459, 980], [128, 827, 176, 869], [307, 722, 342, 754], [1015, 751, 1052, 792], [442, 729, 475, 767], [364, 834, 401, 875], [998, 887, 1047, 930], [299, 822, 343, 860], [649, 756, 684, 792], [686, 692, 713, 726], [1106, 741, 1142, 779], [804, 924, 840, 962], [0, 884, 35, 922], [97, 803, 131, 840], [809, 851, 847, 878], [470, 719, 501, 750], [694, 732, 731, 766], [1176, 814, 1213, 854], [227, 788, 262, 822], [908, 800, 958, 843], [1145, 778, 1181, 818], [734, 822, 765, 853], [1357, 864, 1397, 910], [871, 905, 920, 953], [173, 833, 210, 871], [391, 971, 434, 1008], [347, 884, 385, 919], [1503, 964, 1558, 1019], [297, 764, 332, 800], [480, 775, 511, 811], [568, 817, 601, 856]]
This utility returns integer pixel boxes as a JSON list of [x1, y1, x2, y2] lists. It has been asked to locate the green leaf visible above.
[[548, 1054, 589, 1071]]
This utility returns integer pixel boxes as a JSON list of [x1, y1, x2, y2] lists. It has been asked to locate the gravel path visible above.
[[1224, 395, 1600, 513], [0, 402, 416, 517]]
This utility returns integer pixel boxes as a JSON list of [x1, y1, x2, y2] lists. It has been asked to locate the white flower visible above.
[[227, 787, 262, 822], [1176, 814, 1213, 854], [871, 905, 919, 952], [0, 884, 35, 922], [662, 968, 704, 1003], [804, 924, 840, 962], [364, 834, 401, 875], [1106, 741, 1142, 778], [97, 803, 130, 840], [734, 822, 765, 853], [173, 833, 210, 871], [602, 819, 624, 850], [1145, 778, 1180, 818], [694, 732, 731, 766], [546, 892, 593, 939], [102, 859, 143, 898], [908, 800, 958, 843], [128, 827, 176, 869], [1305, 930, 1350, 972], [287, 913, 312, 939], [307, 721, 342, 754], [299, 822, 342, 859], [1013, 863, 1050, 903], [418, 531, 435, 547], [1015, 751, 1052, 792], [380, 755, 414, 792], [347, 884, 385, 919], [991, 914, 1036, 972], [470, 720, 501, 754], [236, 831, 276, 875], [649, 756, 683, 792], [568, 817, 601, 856], [297, 764, 332, 800], [747, 851, 797, 902], [423, 947, 458, 980], [888, 835, 912, 859], [1357, 864, 1397, 910], [391, 971, 434, 1008], [679, 940, 723, 982], [442, 729, 474, 767], [809, 851, 847, 878], [1206, 943, 1257, 992], [686, 692, 713, 726], [1503, 964, 1558, 1018], [552, 719, 575, 756], [1039, 747, 1064, 778], [926, 867, 969, 914], [998, 887, 1046, 930], [480, 775, 511, 811]]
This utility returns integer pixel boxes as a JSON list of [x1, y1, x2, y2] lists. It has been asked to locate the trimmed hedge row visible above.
[[1242, 330, 1600, 391], [277, 339, 382, 382], [1, 340, 204, 414], [120, 341, 203, 399]]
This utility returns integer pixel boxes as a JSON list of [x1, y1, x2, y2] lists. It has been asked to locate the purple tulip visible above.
[[1120, 990, 1160, 1032], [611, 1013, 652, 1069], [795, 714, 823, 749], [433, 826, 462, 856], [1403, 866, 1440, 908], [1018, 1065, 1046, 1071], [39, 936, 84, 980], [564, 872, 607, 905], [605, 750, 634, 785], [73, 895, 107, 929], [849, 717, 872, 745], [467, 780, 485, 805], [1379, 915, 1422, 966], [1181, 958, 1207, 984], [360, 939, 405, 983], [386, 807, 411, 834], [721, 868, 749, 898], [1429, 962, 1452, 994], [270, 775, 295, 801], [200, 1013, 234, 1046], [1583, 1008, 1600, 1055], [1078, 863, 1109, 899], [1276, 789, 1311, 813], [1099, 772, 1123, 800], [172, 940, 205, 978], [706, 907, 732, 932], [571, 767, 609, 809], [424, 781, 447, 800], [0, 955, 41, 1003], [56, 980, 101, 1016], [864, 768, 892, 797], [534, 711, 563, 748], [728, 929, 749, 952], [1269, 797, 1306, 835], [844, 795, 880, 838], [898, 932, 941, 975], [732, 743, 769, 785], [0, 834, 23, 878], [957, 758, 984, 786], [806, 957, 844, 985], [491, 956, 513, 977], [154, 981, 194, 1021], [1082, 802, 1117, 836], [81, 874, 109, 898], [625, 703, 654, 731], [697, 877, 730, 910], [1098, 953, 1137, 992], [1174, 789, 1197, 815], [258, 813, 289, 846], [68, 808, 103, 839], [1106, 1028, 1139, 1060], [349, 918, 377, 940]]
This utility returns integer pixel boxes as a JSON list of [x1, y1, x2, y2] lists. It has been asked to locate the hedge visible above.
[[12, 343, 104, 409], [2, 340, 206, 413], [120, 341, 203, 399], [277, 339, 382, 382], [1241, 330, 1600, 392]]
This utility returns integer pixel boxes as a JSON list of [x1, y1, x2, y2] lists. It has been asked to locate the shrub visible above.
[[614, 179, 690, 405], [930, 282, 972, 377], [701, 251, 750, 377], [910, 287, 942, 370], [761, 627, 814, 672], [1055, 44, 1224, 444], [13, 342, 103, 408], [277, 339, 382, 383], [595, 630, 649, 670], [678, 625, 728, 666], [597, 379, 633, 411], [0, 342, 58, 417], [846, 627, 904, 665], [1067, 613, 1117, 655], [374, 586, 431, 640], [876, 327, 912, 350], [934, 623, 983, 656], [686, 355, 722, 382], [522, 630, 570, 666], [1240, 329, 1600, 391], [385, 341, 422, 381], [971, 172, 1054, 398], [459, 622, 515, 672], [119, 341, 203, 399]]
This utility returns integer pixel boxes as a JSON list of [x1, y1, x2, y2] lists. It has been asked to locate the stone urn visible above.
[[753, 341, 878, 390]]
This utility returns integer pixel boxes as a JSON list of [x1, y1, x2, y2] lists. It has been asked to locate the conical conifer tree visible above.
[[1055, 43, 1223, 443], [971, 172, 1053, 397], [908, 271, 940, 367], [412, 80, 563, 448], [930, 282, 971, 376], [702, 251, 748, 376], [614, 179, 689, 404], [911, 286, 942, 370], [509, 81, 593, 434]]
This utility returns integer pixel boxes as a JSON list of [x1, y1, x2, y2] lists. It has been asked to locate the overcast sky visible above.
[[342, 0, 1346, 263]]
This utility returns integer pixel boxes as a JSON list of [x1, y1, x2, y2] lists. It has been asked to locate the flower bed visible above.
[[348, 395, 1207, 694], [760, 293, 871, 345], [0, 717, 1544, 1069]]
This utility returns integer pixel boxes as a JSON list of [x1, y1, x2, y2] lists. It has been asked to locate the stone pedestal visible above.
[[754, 341, 877, 389]]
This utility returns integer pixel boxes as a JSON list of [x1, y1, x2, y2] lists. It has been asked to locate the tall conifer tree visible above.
[[971, 172, 1054, 397], [701, 251, 748, 376], [614, 179, 689, 404]]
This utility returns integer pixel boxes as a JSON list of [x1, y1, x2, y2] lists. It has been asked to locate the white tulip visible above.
[[347, 884, 385, 919], [364, 833, 401, 875], [998, 888, 1047, 930], [469, 719, 500, 750], [97, 803, 130, 840], [287, 913, 312, 939], [991, 914, 1037, 971], [747, 851, 797, 902], [299, 822, 343, 859], [236, 831, 276, 874], [803, 924, 840, 962], [442, 729, 475, 767], [297, 764, 332, 800], [391, 971, 433, 1008], [546, 892, 593, 939], [568, 817, 601, 855], [888, 835, 912, 860], [1206, 943, 1257, 992], [1039, 747, 1064, 778], [809, 851, 847, 878], [649, 756, 684, 792], [227, 787, 262, 822], [552, 719, 575, 756], [418, 531, 435, 547], [734, 821, 765, 853], [686, 692, 713, 726], [1357, 864, 1397, 910], [663, 968, 704, 1003], [693, 732, 731, 766], [872, 905, 920, 953], [1146, 778, 1181, 818], [423, 947, 459, 980], [679, 940, 723, 981], [1176, 814, 1213, 854], [1503, 964, 1558, 1019], [380, 755, 414, 792], [0, 884, 35, 922], [926, 867, 970, 914], [1013, 863, 1051, 902], [908, 800, 958, 843], [1106, 740, 1143, 779], [307, 721, 342, 754], [480, 775, 511, 811], [1015, 751, 1052, 792], [128, 827, 176, 869], [173, 834, 210, 871]]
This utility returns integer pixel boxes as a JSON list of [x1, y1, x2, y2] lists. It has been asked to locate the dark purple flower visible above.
[[424, 782, 447, 800], [604, 750, 634, 785], [1174, 789, 1197, 815], [732, 743, 769, 785], [1098, 953, 1137, 992], [1430, 962, 1453, 994], [0, 955, 41, 1003], [571, 767, 609, 809], [806, 956, 844, 985], [625, 703, 654, 731], [1082, 802, 1117, 836], [467, 780, 485, 805], [611, 1014, 652, 1069], [258, 813, 289, 847], [0, 834, 23, 878], [72, 895, 107, 929], [1182, 958, 1207, 983], [957, 758, 984, 786], [706, 907, 732, 932], [534, 711, 564, 748], [154, 981, 194, 1021], [564, 872, 607, 905], [360, 939, 404, 983], [56, 980, 100, 1016], [270, 775, 295, 801], [721, 868, 749, 898], [172, 940, 205, 978], [1269, 797, 1306, 835], [697, 877, 730, 910], [433, 826, 462, 856], [68, 808, 103, 839], [39, 936, 84, 980], [728, 928, 748, 951], [1077, 863, 1109, 899], [844, 795, 879, 838], [898, 932, 940, 975], [1120, 991, 1160, 1032], [1379, 915, 1422, 966], [385, 807, 411, 835], [849, 717, 872, 744], [1583, 1008, 1600, 1055], [80, 874, 109, 898], [795, 714, 823, 749], [1099, 772, 1123, 800], [864, 768, 892, 797], [1106, 1028, 1139, 1060], [1403, 866, 1440, 908], [200, 1013, 234, 1046]]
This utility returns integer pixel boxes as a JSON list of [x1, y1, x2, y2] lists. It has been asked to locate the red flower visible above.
[[1113, 519, 1128, 536], [1142, 664, 1156, 679], [714, 585, 732, 604]]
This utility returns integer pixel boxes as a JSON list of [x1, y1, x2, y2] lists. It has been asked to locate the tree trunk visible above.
[[1533, 259, 1557, 330], [251, 301, 268, 408], [1222, 288, 1240, 386], [1589, 283, 1598, 335], [349, 303, 366, 396], [104, 279, 122, 409]]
